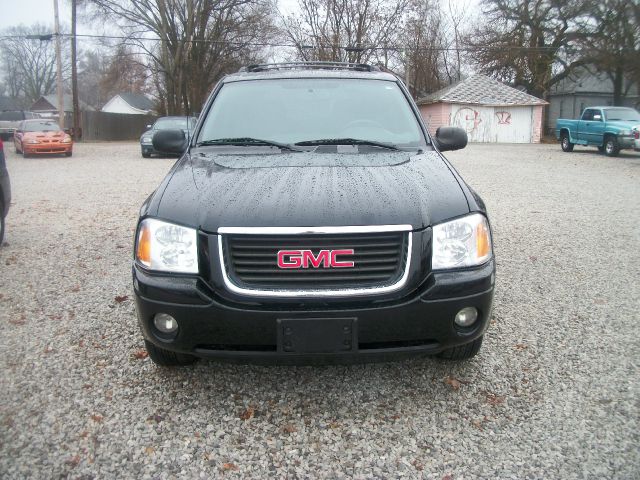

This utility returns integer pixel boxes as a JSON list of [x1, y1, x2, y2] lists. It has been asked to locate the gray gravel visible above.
[[0, 142, 638, 479]]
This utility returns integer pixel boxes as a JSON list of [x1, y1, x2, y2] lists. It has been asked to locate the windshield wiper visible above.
[[196, 137, 301, 151], [294, 138, 401, 151]]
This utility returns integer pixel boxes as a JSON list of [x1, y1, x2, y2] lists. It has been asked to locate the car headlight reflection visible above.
[[432, 213, 492, 269], [136, 218, 198, 273]]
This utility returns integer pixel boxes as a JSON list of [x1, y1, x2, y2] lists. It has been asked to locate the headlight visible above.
[[61, 135, 72, 143], [432, 213, 492, 269], [141, 136, 152, 143], [135, 218, 198, 273], [26, 139, 40, 144]]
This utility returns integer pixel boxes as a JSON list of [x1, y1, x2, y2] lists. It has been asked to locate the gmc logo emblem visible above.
[[277, 249, 355, 269]]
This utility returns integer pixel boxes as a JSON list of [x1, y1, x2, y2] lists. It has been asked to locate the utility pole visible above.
[[53, 0, 65, 129], [71, 0, 80, 139]]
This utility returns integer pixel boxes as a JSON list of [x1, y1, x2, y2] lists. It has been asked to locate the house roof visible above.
[[417, 74, 547, 106], [116, 93, 155, 112], [34, 94, 92, 112]]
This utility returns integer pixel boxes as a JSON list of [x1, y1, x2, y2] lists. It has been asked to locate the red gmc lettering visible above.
[[277, 249, 355, 269]]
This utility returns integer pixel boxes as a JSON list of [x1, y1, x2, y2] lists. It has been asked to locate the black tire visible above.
[[560, 132, 574, 152], [144, 340, 198, 366], [65, 151, 72, 157], [437, 336, 483, 360], [597, 145, 605, 153], [23, 152, 30, 158], [604, 136, 620, 157], [142, 152, 151, 158]]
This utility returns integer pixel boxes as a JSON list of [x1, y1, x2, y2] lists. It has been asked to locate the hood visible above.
[[153, 150, 470, 231], [23, 130, 65, 139]]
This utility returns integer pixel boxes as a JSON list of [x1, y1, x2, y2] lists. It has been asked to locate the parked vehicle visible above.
[[133, 62, 495, 366], [14, 119, 73, 157], [556, 106, 640, 156], [634, 126, 640, 152], [139, 116, 197, 158], [0, 111, 40, 140], [0, 137, 10, 244]]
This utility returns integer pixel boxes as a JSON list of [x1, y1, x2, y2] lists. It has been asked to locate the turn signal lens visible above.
[[476, 222, 490, 259], [136, 223, 152, 267]]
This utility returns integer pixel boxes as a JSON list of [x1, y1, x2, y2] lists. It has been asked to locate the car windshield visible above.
[[604, 108, 640, 122], [23, 121, 61, 132], [197, 78, 425, 149], [154, 117, 196, 130]]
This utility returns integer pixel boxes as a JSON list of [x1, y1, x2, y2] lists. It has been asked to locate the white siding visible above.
[[449, 104, 534, 143]]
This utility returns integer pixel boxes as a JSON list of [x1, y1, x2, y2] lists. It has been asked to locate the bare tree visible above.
[[282, 0, 410, 65], [580, 0, 640, 105], [86, 0, 277, 115], [465, 0, 592, 100], [0, 24, 70, 104]]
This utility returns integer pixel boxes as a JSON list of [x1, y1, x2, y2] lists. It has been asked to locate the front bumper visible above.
[[23, 143, 72, 155], [133, 260, 495, 364], [141, 143, 155, 156]]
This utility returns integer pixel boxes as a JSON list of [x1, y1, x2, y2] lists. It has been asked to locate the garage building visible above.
[[417, 74, 548, 143]]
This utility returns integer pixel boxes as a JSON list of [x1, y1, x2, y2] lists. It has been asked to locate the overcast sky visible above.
[[2, 0, 478, 32]]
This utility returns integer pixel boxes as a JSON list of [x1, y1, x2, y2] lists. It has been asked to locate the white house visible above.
[[101, 93, 155, 115], [417, 75, 548, 143]]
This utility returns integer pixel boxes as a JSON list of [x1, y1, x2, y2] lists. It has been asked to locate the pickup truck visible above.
[[555, 106, 640, 156]]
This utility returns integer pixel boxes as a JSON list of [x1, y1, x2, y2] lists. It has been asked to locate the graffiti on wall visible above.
[[495, 111, 512, 125], [452, 107, 482, 133]]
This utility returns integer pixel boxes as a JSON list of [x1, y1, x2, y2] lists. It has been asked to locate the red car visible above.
[[14, 119, 73, 157]]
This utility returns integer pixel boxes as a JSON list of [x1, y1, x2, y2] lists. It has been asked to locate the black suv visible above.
[[133, 62, 495, 366]]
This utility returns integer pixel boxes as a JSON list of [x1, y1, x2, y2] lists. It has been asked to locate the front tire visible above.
[[142, 151, 151, 158], [604, 136, 620, 157], [437, 336, 483, 360], [65, 151, 72, 157], [560, 132, 574, 152], [144, 340, 199, 366]]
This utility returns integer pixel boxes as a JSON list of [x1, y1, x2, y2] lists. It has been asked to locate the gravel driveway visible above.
[[1, 142, 638, 479]]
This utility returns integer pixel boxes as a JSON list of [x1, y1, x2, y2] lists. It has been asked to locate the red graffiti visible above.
[[495, 111, 512, 125], [453, 108, 482, 133]]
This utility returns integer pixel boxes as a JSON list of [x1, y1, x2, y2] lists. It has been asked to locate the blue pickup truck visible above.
[[556, 106, 640, 156]]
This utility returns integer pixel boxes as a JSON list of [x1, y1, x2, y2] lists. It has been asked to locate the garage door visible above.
[[450, 105, 533, 143]]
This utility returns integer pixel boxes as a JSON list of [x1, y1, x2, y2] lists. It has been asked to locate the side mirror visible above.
[[434, 127, 467, 152], [152, 129, 188, 155]]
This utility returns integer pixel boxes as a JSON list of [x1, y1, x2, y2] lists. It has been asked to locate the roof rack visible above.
[[239, 62, 380, 73]]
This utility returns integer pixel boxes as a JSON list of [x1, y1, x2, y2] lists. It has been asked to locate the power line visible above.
[[0, 32, 578, 53]]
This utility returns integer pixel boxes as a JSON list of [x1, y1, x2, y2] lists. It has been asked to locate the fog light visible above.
[[454, 307, 478, 328], [154, 313, 178, 334]]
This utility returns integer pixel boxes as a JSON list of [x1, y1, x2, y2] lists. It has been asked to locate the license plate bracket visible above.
[[277, 318, 357, 354]]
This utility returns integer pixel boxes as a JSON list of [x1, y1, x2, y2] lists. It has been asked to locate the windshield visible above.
[[604, 108, 640, 122], [197, 79, 425, 148], [23, 121, 61, 132], [153, 117, 196, 130]]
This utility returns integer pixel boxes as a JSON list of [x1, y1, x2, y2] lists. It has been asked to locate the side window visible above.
[[582, 109, 593, 121], [592, 111, 603, 121]]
